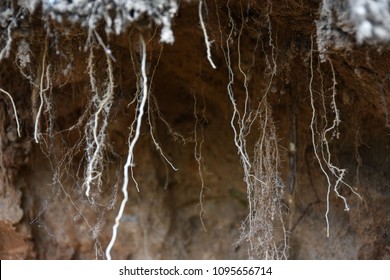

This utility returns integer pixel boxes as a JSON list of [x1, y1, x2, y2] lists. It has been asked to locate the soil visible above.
[[0, 0, 389, 259]]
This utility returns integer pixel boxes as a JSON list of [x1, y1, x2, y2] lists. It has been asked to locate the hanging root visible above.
[[0, 87, 21, 137], [33, 38, 49, 143], [192, 89, 207, 231], [84, 46, 115, 200], [105, 35, 149, 260], [241, 61, 285, 259], [199, 0, 217, 69], [219, 0, 251, 168], [243, 104, 285, 259], [309, 36, 361, 237], [148, 107, 178, 171], [147, 45, 178, 171], [151, 94, 194, 144], [265, 0, 277, 76], [93, 30, 116, 62], [322, 57, 362, 210], [309, 36, 331, 236], [215, 0, 286, 259]]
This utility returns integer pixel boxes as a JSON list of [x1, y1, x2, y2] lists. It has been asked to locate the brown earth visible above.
[[0, 0, 389, 259]]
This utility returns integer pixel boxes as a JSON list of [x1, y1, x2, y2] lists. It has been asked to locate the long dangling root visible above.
[[215, 0, 286, 259], [199, 0, 217, 69], [33, 38, 49, 143], [0, 87, 21, 137], [106, 35, 149, 260], [309, 36, 361, 237], [84, 46, 115, 200]]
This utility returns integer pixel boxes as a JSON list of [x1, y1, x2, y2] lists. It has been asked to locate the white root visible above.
[[34, 39, 49, 143], [84, 48, 115, 199], [106, 35, 149, 260], [147, 45, 178, 171], [216, 0, 285, 259], [309, 36, 332, 237], [0, 87, 21, 137], [199, 0, 217, 69], [309, 37, 361, 237]]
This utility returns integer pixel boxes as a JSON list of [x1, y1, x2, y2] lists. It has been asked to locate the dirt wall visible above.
[[0, 0, 389, 259]]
